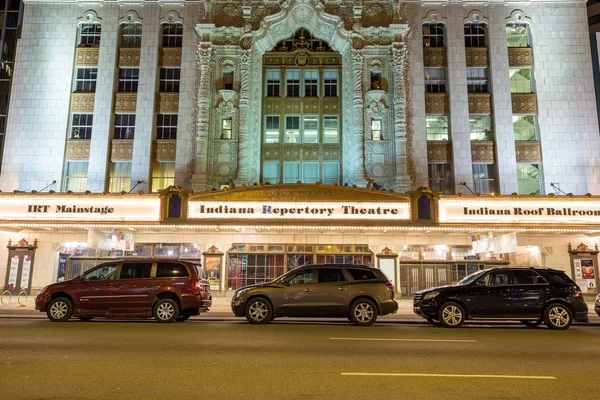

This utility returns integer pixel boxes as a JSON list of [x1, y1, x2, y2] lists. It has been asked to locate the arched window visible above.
[[121, 23, 142, 48], [423, 22, 445, 48], [464, 22, 486, 47], [78, 22, 101, 46], [506, 22, 531, 48], [162, 22, 183, 48]]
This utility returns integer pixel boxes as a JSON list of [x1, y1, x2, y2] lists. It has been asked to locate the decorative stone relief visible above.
[[264, 99, 282, 114], [65, 140, 91, 160], [119, 48, 141, 67], [468, 93, 492, 114], [423, 47, 446, 67], [508, 47, 533, 67], [471, 141, 495, 163], [465, 47, 488, 67], [425, 93, 449, 114], [111, 140, 134, 161], [365, 141, 393, 179], [284, 99, 303, 114], [511, 93, 538, 114], [158, 93, 179, 113], [427, 141, 452, 163], [114, 93, 137, 113], [515, 141, 542, 162], [283, 146, 302, 161], [70, 93, 95, 113], [155, 140, 177, 161], [322, 99, 340, 113], [322, 145, 342, 161], [75, 48, 99, 66], [208, 140, 238, 178], [160, 48, 182, 67], [262, 145, 281, 161]]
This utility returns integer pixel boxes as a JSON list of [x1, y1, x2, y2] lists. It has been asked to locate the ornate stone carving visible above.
[[465, 47, 488, 67], [515, 141, 542, 162], [302, 145, 320, 160], [511, 93, 538, 114], [284, 99, 303, 114], [111, 139, 134, 161], [471, 141, 495, 163], [423, 47, 446, 67], [155, 140, 177, 161], [114, 93, 137, 113], [158, 93, 180, 113], [70, 93, 95, 112], [119, 48, 141, 67], [425, 93, 449, 114], [322, 99, 340, 113], [75, 47, 99, 66], [264, 98, 282, 114], [283, 146, 302, 161], [350, 48, 368, 185], [65, 140, 91, 160], [262, 144, 281, 161], [322, 145, 342, 161], [427, 141, 452, 163], [235, 47, 254, 184], [160, 48, 182, 66], [508, 47, 534, 67], [468, 93, 492, 114]]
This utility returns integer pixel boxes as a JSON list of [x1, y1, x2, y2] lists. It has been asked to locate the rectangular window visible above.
[[424, 67, 446, 93], [513, 115, 537, 141], [156, 114, 178, 140], [324, 70, 338, 97], [509, 68, 533, 93], [302, 162, 319, 184], [323, 162, 339, 185], [371, 119, 383, 140], [466, 68, 488, 93], [423, 23, 445, 48], [426, 115, 449, 141], [265, 116, 280, 143], [109, 161, 132, 193], [428, 163, 453, 194], [79, 23, 101, 46], [506, 23, 530, 48], [285, 116, 300, 143], [473, 164, 496, 194], [223, 72, 234, 90], [75, 68, 98, 92], [64, 161, 88, 192], [121, 23, 142, 48], [323, 116, 339, 144], [159, 68, 181, 92], [119, 263, 152, 279], [303, 115, 318, 144], [286, 70, 300, 97], [469, 115, 492, 141], [114, 114, 136, 139], [304, 70, 318, 97], [263, 161, 280, 184], [151, 161, 175, 192], [266, 70, 281, 97], [118, 68, 139, 92], [221, 118, 232, 139], [162, 23, 183, 48], [464, 23, 486, 47], [370, 72, 382, 90], [70, 114, 93, 140], [517, 163, 542, 195], [284, 162, 300, 184]]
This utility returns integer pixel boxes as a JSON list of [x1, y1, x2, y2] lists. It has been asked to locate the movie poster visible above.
[[574, 259, 597, 293]]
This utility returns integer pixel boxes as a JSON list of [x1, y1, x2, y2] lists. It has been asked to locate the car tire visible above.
[[244, 297, 273, 324], [47, 297, 73, 322], [77, 317, 93, 322], [349, 298, 378, 326], [176, 314, 190, 322], [543, 303, 572, 330], [425, 318, 441, 326], [153, 298, 179, 323], [520, 320, 542, 328], [438, 302, 466, 328]]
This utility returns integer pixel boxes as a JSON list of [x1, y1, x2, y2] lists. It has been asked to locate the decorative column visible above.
[[192, 42, 214, 189], [351, 49, 369, 187], [234, 46, 253, 186], [391, 41, 412, 192]]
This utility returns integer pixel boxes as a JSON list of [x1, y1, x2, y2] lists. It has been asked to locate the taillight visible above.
[[573, 290, 583, 297], [191, 279, 205, 294], [385, 281, 395, 291]]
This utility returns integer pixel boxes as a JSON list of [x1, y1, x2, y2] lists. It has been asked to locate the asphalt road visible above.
[[1, 318, 599, 400]]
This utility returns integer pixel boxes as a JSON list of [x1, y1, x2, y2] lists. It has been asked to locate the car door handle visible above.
[[338, 287, 347, 291], [304, 288, 312, 292]]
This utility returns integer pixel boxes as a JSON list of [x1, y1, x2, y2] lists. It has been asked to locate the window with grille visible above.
[[265, 116, 280, 143], [302, 116, 318, 143], [464, 23, 486, 47], [517, 163, 542, 195], [473, 164, 496, 194], [323, 116, 339, 144], [263, 161, 280, 184], [286, 70, 300, 97], [266, 70, 280, 97], [121, 23, 142, 48], [118, 68, 139, 92], [324, 70, 338, 97], [506, 23, 530, 48], [75, 68, 97, 92], [64, 162, 89, 192], [152, 162, 175, 192], [223, 72, 234, 90], [469, 115, 492, 141], [285, 116, 300, 143], [426, 116, 449, 141], [221, 118, 232, 139], [114, 114, 136, 139], [509, 68, 533, 93], [371, 119, 383, 140], [423, 22, 445, 48], [79, 23, 101, 46], [109, 162, 132, 193], [424, 67, 446, 93], [323, 162, 339, 185], [70, 114, 93, 139], [428, 163, 453, 194], [513, 115, 538, 141], [467, 68, 488, 93], [159, 68, 180, 92], [162, 23, 183, 48], [157, 114, 178, 140]]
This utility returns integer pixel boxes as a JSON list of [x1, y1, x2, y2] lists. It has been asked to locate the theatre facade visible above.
[[1, 185, 599, 299]]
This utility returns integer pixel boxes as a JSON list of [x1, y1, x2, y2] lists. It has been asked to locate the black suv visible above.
[[231, 264, 398, 326], [413, 267, 588, 330]]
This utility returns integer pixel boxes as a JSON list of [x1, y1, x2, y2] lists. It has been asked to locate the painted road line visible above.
[[341, 373, 556, 380], [330, 337, 477, 343]]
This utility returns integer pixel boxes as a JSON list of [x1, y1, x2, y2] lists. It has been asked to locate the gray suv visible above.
[[231, 264, 398, 326]]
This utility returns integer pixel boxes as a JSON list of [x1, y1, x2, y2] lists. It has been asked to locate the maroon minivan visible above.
[[36, 259, 212, 323]]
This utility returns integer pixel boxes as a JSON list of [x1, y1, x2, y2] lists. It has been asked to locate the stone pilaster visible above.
[[234, 47, 253, 186], [351, 49, 369, 187], [391, 41, 412, 192]]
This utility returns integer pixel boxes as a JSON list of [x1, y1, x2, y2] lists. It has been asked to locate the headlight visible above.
[[423, 292, 440, 301], [233, 289, 249, 300]]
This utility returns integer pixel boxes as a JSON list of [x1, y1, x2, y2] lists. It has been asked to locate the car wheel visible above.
[[349, 299, 378, 326], [153, 298, 179, 323], [520, 320, 542, 328], [77, 317, 93, 322], [176, 314, 190, 322], [245, 297, 273, 324], [47, 297, 73, 322], [438, 302, 466, 328], [543, 303, 572, 330], [425, 318, 441, 326]]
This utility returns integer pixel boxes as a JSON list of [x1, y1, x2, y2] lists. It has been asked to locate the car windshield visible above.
[[458, 270, 487, 285]]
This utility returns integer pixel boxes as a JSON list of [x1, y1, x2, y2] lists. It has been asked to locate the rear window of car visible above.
[[156, 262, 189, 278], [513, 269, 547, 285], [540, 270, 576, 285], [348, 268, 377, 281], [190, 264, 204, 279], [119, 262, 152, 279]]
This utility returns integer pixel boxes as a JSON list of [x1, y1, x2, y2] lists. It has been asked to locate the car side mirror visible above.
[[281, 279, 289, 286]]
